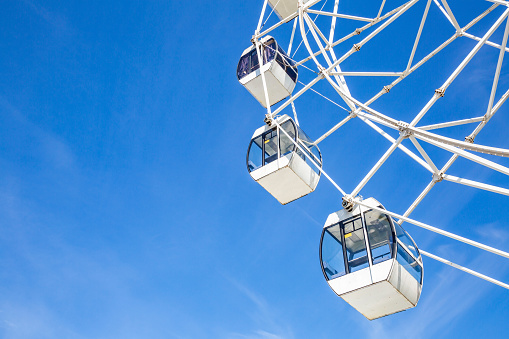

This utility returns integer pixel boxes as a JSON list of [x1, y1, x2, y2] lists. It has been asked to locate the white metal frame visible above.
[[249, 0, 509, 289]]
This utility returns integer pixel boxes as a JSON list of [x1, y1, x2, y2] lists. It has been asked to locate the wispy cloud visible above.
[[398, 251, 507, 338], [0, 95, 76, 170], [228, 330, 287, 339], [0, 301, 84, 339], [224, 278, 294, 339], [475, 221, 509, 247], [20, 0, 70, 32]]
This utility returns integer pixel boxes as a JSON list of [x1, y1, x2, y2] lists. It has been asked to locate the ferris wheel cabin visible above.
[[268, 0, 320, 21], [247, 115, 321, 204], [320, 198, 423, 320], [237, 36, 298, 108]]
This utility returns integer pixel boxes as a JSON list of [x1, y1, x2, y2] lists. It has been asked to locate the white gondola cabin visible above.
[[237, 36, 298, 108], [247, 115, 321, 204], [320, 198, 423, 320], [268, 0, 321, 21]]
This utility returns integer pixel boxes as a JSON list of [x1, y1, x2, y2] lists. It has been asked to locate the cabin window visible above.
[[264, 41, 277, 63], [247, 136, 263, 172], [394, 223, 419, 259], [237, 53, 251, 80], [279, 120, 296, 156], [263, 129, 278, 165], [364, 210, 394, 264], [295, 126, 321, 173], [276, 45, 297, 82], [250, 48, 260, 73], [343, 217, 369, 273], [321, 224, 346, 280], [397, 244, 423, 283]]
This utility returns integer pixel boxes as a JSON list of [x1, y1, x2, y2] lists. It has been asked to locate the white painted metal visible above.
[[328, 71, 403, 76], [409, 136, 439, 173], [244, 0, 509, 299], [407, 0, 432, 71], [328, 0, 339, 46], [248, 115, 321, 204], [486, 15, 509, 116], [257, 0, 269, 32], [241, 61, 295, 108], [273, 115, 347, 196], [301, 11, 355, 109], [354, 199, 509, 260], [322, 198, 422, 320], [418, 117, 484, 131], [294, 2, 413, 67], [253, 153, 320, 204], [443, 174, 509, 196], [268, 0, 319, 22], [421, 250, 509, 290], [307, 9, 373, 22], [377, 0, 387, 19], [239, 36, 297, 108], [463, 32, 509, 53]]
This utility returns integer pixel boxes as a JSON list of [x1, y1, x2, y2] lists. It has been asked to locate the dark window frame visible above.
[[246, 126, 279, 173], [396, 243, 423, 284], [237, 38, 298, 82], [320, 215, 366, 281], [279, 119, 297, 157], [363, 208, 397, 265]]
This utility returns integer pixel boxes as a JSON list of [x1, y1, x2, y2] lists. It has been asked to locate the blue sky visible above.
[[0, 1, 509, 338]]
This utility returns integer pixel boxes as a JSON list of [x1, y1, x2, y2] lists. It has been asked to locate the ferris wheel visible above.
[[237, 0, 509, 319]]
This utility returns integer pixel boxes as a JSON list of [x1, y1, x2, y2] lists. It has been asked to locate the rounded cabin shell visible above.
[[237, 36, 298, 108], [247, 115, 322, 204], [320, 197, 423, 320], [268, 0, 321, 21]]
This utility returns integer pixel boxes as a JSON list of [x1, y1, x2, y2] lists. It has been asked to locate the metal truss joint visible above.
[[432, 172, 444, 183], [353, 43, 361, 52], [398, 121, 413, 138], [465, 135, 475, 143], [435, 88, 446, 97], [264, 114, 273, 126], [342, 195, 355, 212], [383, 85, 392, 93], [355, 28, 362, 35], [251, 32, 259, 44], [318, 65, 327, 79]]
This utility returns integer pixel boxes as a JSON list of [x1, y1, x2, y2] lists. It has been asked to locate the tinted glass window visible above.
[[276, 45, 298, 82], [250, 48, 260, 73], [364, 210, 394, 264], [237, 53, 251, 80], [295, 125, 321, 170], [247, 136, 263, 172], [264, 41, 276, 63], [321, 224, 346, 280], [275, 51, 285, 68], [394, 223, 419, 259], [343, 217, 369, 273], [279, 120, 296, 156], [299, 142, 321, 172], [297, 142, 315, 172], [238, 41, 297, 81], [310, 145, 321, 166], [286, 66, 298, 82], [297, 125, 314, 145], [397, 244, 423, 283], [263, 129, 278, 165]]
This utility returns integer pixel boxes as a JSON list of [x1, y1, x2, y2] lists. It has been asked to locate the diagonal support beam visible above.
[[421, 250, 509, 289], [353, 200, 509, 259]]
